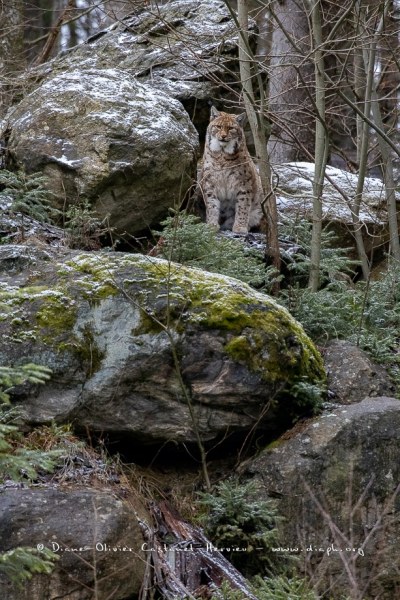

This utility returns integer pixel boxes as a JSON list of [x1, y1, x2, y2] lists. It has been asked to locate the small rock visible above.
[[323, 339, 395, 404]]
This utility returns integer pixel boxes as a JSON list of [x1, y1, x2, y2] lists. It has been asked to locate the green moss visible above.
[[67, 324, 105, 376], [62, 257, 118, 302], [0, 283, 77, 346], [36, 298, 76, 335], [1, 251, 325, 406], [265, 439, 284, 451], [133, 310, 165, 335], [113, 255, 325, 386]]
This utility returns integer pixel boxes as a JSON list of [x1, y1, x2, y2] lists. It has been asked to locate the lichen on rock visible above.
[[1, 247, 325, 444]]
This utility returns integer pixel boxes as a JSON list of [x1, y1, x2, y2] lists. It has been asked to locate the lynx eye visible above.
[[229, 127, 236, 132]]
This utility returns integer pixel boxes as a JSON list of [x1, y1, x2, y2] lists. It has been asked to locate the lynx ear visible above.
[[210, 105, 220, 121], [236, 112, 247, 127]]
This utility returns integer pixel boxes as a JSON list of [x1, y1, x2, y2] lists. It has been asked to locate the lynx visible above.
[[199, 106, 263, 234]]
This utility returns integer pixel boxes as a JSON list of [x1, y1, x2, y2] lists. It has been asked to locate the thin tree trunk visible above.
[[370, 88, 400, 261], [308, 0, 329, 291], [361, 0, 400, 262], [33, 0, 76, 66], [351, 0, 375, 280], [236, 0, 281, 279], [267, 0, 315, 163], [0, 0, 25, 116]]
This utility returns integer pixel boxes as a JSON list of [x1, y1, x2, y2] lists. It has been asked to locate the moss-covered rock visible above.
[[0, 246, 325, 443]]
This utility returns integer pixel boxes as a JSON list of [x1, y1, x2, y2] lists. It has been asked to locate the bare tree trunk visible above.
[[23, 0, 55, 64], [0, 0, 25, 116], [267, 0, 315, 163], [34, 0, 76, 66], [236, 0, 281, 278], [351, 0, 375, 280], [308, 0, 329, 291], [361, 0, 400, 262]]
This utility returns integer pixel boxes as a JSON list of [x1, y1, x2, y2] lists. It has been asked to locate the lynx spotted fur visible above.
[[199, 106, 263, 234]]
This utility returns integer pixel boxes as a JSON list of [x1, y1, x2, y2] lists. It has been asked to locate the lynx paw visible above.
[[232, 226, 248, 235]]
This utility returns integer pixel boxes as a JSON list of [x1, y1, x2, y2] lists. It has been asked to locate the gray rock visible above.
[[6, 70, 198, 235], [323, 339, 395, 404], [0, 487, 146, 600], [243, 397, 400, 599], [0, 197, 65, 248], [275, 162, 398, 254], [3, 0, 259, 238], [0, 244, 51, 274], [0, 246, 325, 444], [24, 0, 255, 136]]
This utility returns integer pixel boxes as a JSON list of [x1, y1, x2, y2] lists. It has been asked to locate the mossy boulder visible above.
[[0, 245, 325, 444]]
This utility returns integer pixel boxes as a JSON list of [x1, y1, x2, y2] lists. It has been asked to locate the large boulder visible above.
[[22, 0, 256, 138], [274, 162, 400, 256], [243, 397, 400, 599], [0, 245, 325, 444], [5, 70, 198, 235], [0, 487, 146, 600]]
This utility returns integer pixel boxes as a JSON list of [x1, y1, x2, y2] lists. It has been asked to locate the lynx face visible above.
[[207, 110, 247, 155]]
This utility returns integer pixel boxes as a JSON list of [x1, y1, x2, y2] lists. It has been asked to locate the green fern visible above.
[[209, 579, 250, 599], [0, 363, 59, 482], [279, 217, 358, 286], [251, 575, 317, 600], [65, 199, 109, 250], [0, 364, 59, 586], [0, 363, 52, 404], [280, 260, 400, 396]]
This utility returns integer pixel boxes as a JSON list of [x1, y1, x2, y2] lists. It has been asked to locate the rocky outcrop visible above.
[[0, 487, 146, 600], [5, 70, 198, 235], [323, 339, 395, 403], [0, 245, 325, 444], [0, 197, 65, 247], [22, 0, 255, 137], [3, 0, 259, 237], [243, 397, 400, 599], [275, 162, 399, 255]]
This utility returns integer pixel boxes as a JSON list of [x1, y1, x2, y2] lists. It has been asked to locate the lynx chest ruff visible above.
[[200, 107, 263, 234]]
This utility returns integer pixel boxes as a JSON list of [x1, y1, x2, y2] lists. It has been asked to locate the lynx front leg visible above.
[[205, 192, 221, 229], [232, 192, 250, 234]]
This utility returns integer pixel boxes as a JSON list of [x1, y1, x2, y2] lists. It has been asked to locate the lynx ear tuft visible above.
[[210, 105, 220, 121], [236, 112, 247, 127]]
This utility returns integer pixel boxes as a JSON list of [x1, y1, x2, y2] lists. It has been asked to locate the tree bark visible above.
[[267, 0, 315, 164], [236, 0, 281, 278], [0, 0, 25, 116], [308, 0, 329, 291], [138, 500, 258, 600]]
